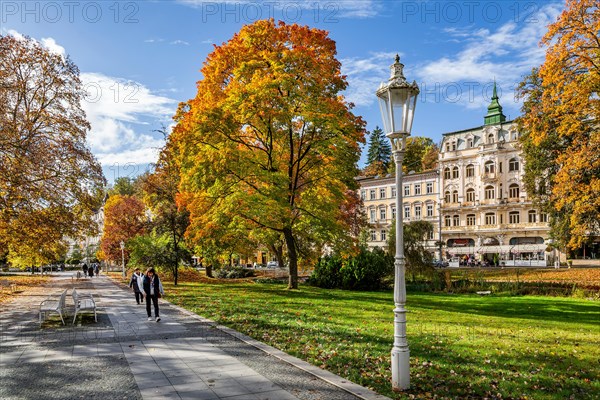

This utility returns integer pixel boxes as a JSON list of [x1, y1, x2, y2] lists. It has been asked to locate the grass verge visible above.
[[164, 279, 599, 400]]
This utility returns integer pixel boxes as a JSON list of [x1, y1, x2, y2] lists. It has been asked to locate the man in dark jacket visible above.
[[142, 268, 164, 322]]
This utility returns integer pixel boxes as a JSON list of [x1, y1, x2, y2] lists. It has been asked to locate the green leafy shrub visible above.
[[308, 247, 393, 290], [215, 266, 254, 279]]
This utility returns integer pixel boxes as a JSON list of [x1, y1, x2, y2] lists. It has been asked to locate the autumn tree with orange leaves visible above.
[[517, 0, 600, 251], [171, 20, 365, 289], [100, 195, 146, 266], [0, 34, 105, 266]]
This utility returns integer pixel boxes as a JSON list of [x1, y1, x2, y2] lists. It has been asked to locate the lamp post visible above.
[[376, 55, 419, 391], [120, 240, 125, 278]]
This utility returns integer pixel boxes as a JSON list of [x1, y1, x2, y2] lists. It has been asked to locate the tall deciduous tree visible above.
[[141, 128, 190, 285], [0, 34, 105, 263], [172, 20, 365, 289], [100, 195, 146, 265], [364, 126, 391, 176], [517, 0, 600, 250]]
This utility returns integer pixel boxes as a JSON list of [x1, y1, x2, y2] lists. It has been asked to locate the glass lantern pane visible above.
[[378, 94, 392, 134], [390, 89, 409, 134]]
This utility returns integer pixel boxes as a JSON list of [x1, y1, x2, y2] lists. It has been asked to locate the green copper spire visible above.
[[484, 81, 506, 125]]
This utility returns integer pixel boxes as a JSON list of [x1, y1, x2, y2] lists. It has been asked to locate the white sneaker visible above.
[[148, 317, 153, 321], [156, 317, 161, 322]]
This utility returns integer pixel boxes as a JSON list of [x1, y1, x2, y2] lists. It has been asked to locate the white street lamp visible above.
[[376, 54, 419, 391], [120, 240, 125, 278]]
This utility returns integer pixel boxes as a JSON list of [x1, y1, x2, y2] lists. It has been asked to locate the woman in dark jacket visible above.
[[142, 268, 164, 322]]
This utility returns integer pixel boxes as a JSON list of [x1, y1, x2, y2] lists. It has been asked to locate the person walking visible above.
[[88, 264, 94, 278], [128, 268, 145, 304], [142, 268, 164, 322]]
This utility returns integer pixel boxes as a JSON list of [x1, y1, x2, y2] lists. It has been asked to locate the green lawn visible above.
[[164, 280, 600, 400]]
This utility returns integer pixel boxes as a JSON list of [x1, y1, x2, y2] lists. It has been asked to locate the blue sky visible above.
[[1, 0, 564, 181]]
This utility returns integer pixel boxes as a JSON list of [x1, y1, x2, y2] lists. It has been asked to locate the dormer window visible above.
[[467, 138, 473, 148], [487, 133, 495, 144]]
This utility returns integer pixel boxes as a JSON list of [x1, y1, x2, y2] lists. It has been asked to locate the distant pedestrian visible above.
[[128, 268, 144, 304], [82, 263, 88, 277], [88, 265, 94, 278], [94, 263, 100, 276], [142, 268, 164, 322]]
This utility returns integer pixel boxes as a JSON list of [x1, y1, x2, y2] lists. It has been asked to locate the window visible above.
[[485, 185, 495, 200], [444, 191, 451, 203], [445, 142, 450, 152], [452, 142, 457, 151], [415, 205, 422, 219], [391, 207, 396, 219], [370, 230, 377, 241], [453, 215, 460, 226], [528, 210, 536, 223], [369, 189, 376, 200], [452, 190, 459, 203], [404, 206, 410, 219], [509, 211, 520, 224], [444, 167, 451, 179], [380, 230, 387, 242], [370, 209, 376, 223], [445, 215, 451, 227], [499, 162, 502, 173], [426, 182, 433, 194], [466, 214, 476, 226], [485, 212, 496, 225], [487, 133, 495, 144], [509, 158, 519, 172], [466, 164, 475, 177], [426, 204, 434, 217], [509, 184, 520, 198], [540, 213, 548, 223], [484, 161, 495, 174], [427, 230, 435, 240], [511, 131, 518, 141], [404, 185, 410, 196], [452, 166, 459, 179], [466, 188, 475, 202], [391, 187, 396, 198], [414, 184, 421, 195], [467, 138, 473, 148], [379, 188, 386, 199], [360, 190, 366, 200], [379, 208, 387, 221]]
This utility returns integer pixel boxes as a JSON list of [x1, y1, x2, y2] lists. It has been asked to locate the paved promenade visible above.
[[0, 273, 390, 400]]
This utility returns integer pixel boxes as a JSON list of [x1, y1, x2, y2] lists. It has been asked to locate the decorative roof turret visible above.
[[484, 81, 506, 125]]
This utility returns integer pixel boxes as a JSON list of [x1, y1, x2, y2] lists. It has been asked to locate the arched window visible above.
[[452, 166, 459, 179], [444, 167, 451, 179], [452, 190, 459, 203], [485, 212, 496, 225], [528, 210, 536, 223], [453, 215, 460, 226], [445, 191, 451, 203], [484, 161, 495, 173], [466, 188, 475, 202], [509, 184, 520, 198], [444, 215, 451, 227], [466, 214, 476, 226], [509, 158, 520, 172], [466, 164, 475, 177], [485, 185, 495, 200], [487, 133, 495, 144]]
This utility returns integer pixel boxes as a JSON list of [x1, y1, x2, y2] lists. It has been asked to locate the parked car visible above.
[[432, 260, 449, 268], [266, 261, 279, 268]]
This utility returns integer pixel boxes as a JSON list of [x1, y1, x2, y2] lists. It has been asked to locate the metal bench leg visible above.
[[94, 309, 97, 322], [73, 309, 78, 324], [57, 311, 65, 325]]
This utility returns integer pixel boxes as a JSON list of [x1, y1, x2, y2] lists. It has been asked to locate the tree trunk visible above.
[[283, 227, 298, 289], [173, 230, 179, 286]]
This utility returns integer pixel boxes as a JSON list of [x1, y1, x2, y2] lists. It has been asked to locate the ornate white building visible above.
[[438, 84, 551, 266]]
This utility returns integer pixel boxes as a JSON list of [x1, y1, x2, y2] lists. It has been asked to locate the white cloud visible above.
[[80, 73, 177, 166], [40, 37, 66, 56], [170, 40, 190, 46]]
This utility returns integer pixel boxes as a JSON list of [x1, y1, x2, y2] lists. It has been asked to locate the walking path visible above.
[[0, 273, 390, 400]]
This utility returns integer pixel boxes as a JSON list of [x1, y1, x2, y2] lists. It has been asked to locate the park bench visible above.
[[39, 289, 67, 325], [0, 279, 17, 293], [72, 289, 97, 324]]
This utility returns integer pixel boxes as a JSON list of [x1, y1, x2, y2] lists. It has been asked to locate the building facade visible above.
[[358, 170, 441, 256], [438, 85, 551, 267], [358, 85, 554, 267]]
